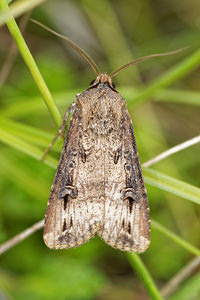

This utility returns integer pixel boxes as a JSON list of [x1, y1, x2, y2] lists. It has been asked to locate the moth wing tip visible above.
[[43, 232, 65, 250], [43, 233, 55, 249], [130, 238, 151, 253]]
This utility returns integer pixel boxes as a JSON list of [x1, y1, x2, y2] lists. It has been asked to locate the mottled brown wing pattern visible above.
[[98, 104, 150, 253], [43, 108, 103, 249]]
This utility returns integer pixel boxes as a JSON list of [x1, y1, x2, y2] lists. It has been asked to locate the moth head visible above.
[[89, 74, 116, 90]]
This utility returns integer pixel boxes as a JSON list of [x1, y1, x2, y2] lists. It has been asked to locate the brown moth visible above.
[[32, 19, 185, 252], [44, 73, 150, 253]]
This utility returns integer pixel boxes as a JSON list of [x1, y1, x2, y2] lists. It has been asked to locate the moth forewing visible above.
[[98, 108, 150, 253], [44, 74, 150, 252], [43, 107, 104, 249]]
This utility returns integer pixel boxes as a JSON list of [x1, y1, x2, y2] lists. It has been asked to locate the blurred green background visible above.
[[0, 0, 200, 299]]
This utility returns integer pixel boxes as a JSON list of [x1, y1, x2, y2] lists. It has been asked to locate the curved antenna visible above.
[[30, 19, 100, 76], [110, 47, 189, 78]]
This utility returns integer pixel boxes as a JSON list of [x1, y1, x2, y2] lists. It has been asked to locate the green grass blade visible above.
[[127, 253, 164, 300], [0, 91, 75, 118], [154, 88, 200, 105], [143, 167, 200, 205], [0, 117, 60, 150], [131, 48, 200, 106], [152, 220, 200, 256], [168, 272, 200, 300], [0, 151, 48, 199], [0, 95, 46, 118], [0, 0, 46, 25], [0, 0, 61, 127], [0, 128, 57, 169], [119, 87, 200, 107]]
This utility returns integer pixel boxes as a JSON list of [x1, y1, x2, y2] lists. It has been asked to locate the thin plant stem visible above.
[[143, 135, 200, 167], [168, 272, 200, 300], [127, 253, 164, 300], [0, 220, 44, 255], [161, 256, 200, 298]]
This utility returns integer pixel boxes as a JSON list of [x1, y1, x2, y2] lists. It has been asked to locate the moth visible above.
[[44, 71, 150, 253], [32, 20, 184, 253]]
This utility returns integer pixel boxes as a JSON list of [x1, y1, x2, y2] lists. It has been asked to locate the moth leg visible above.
[[41, 103, 75, 161]]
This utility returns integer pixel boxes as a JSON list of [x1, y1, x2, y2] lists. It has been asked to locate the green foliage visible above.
[[0, 0, 200, 299], [14, 256, 107, 300]]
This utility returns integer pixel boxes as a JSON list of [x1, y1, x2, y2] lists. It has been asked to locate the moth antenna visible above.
[[110, 47, 189, 78], [30, 19, 100, 76]]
